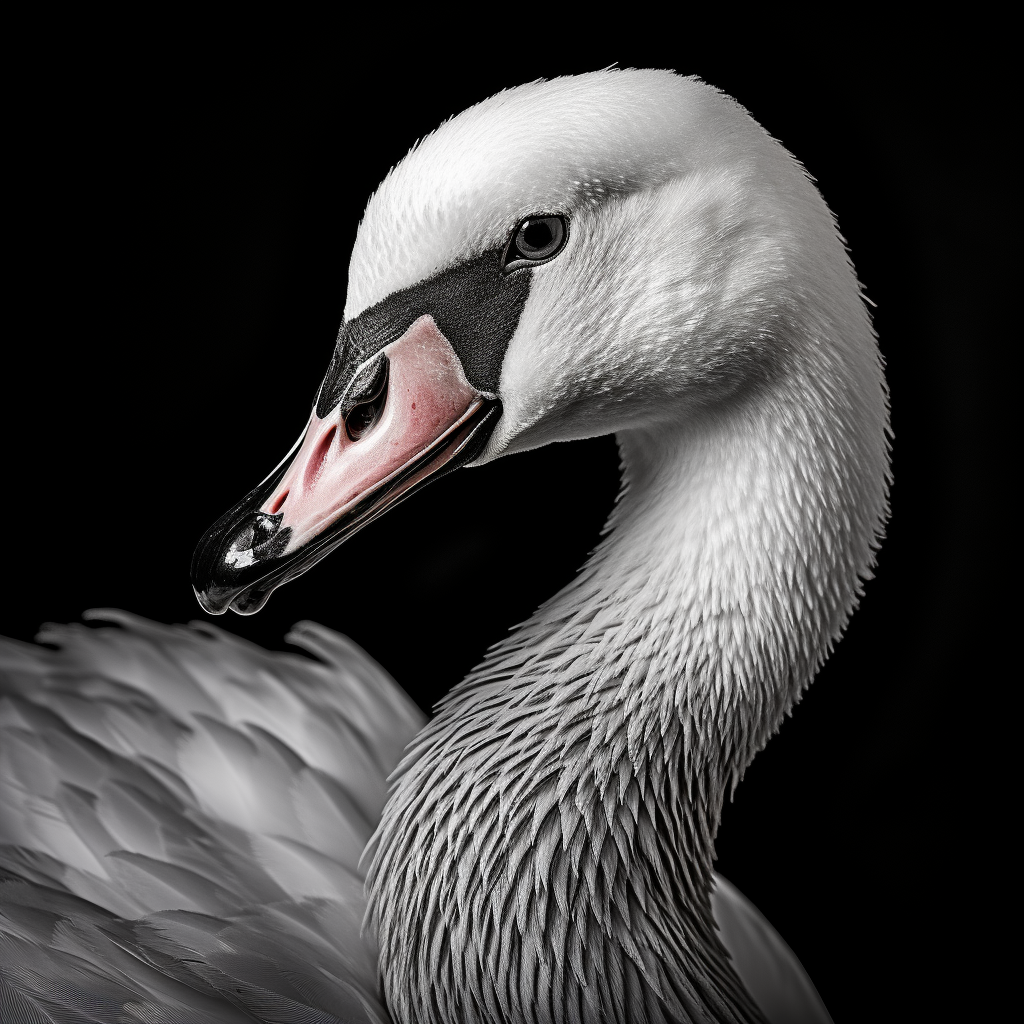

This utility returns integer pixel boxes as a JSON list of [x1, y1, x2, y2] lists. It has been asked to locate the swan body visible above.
[[0, 69, 888, 1023]]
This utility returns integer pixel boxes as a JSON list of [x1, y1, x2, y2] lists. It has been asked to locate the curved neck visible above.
[[367, 358, 886, 1023]]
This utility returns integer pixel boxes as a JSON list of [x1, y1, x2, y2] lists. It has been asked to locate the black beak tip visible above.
[[191, 501, 290, 616], [192, 579, 277, 617]]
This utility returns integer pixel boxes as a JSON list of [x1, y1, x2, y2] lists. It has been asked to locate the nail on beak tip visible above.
[[193, 587, 230, 616]]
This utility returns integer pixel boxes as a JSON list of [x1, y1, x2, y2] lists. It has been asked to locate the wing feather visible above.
[[0, 613, 421, 1023]]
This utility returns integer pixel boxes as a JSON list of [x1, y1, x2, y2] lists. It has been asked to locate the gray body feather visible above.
[[0, 612, 422, 1023]]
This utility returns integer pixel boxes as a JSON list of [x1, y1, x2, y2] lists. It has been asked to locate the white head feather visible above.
[[347, 70, 878, 465]]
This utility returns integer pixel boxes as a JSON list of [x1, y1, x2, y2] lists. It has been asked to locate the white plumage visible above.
[[1, 69, 888, 1023]]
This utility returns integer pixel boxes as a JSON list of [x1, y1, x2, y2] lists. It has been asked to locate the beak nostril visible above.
[[345, 356, 390, 442], [305, 426, 337, 490], [269, 490, 289, 514]]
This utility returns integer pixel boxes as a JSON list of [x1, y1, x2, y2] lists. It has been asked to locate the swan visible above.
[[0, 69, 888, 1023]]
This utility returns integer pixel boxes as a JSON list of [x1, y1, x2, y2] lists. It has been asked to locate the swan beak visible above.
[[191, 315, 499, 615]]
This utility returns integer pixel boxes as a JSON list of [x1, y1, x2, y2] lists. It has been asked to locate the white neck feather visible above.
[[366, 329, 888, 1023]]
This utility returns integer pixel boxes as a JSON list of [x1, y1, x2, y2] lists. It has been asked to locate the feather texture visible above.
[[0, 612, 424, 1022]]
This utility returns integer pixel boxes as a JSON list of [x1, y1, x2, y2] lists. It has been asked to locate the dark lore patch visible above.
[[316, 248, 532, 418]]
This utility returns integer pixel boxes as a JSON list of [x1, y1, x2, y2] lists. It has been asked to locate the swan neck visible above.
[[368, 356, 887, 1023]]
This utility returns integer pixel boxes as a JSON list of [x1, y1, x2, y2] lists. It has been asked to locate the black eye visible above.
[[503, 215, 567, 271]]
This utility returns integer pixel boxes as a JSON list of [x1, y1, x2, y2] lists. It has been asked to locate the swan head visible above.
[[192, 69, 881, 615]]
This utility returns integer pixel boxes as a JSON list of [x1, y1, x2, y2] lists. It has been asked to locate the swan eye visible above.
[[503, 215, 567, 271]]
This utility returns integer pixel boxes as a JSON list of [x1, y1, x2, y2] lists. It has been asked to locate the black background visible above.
[[4, 28, 1006, 1022]]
